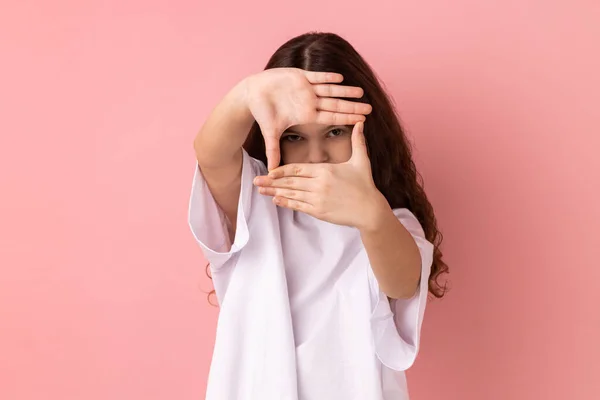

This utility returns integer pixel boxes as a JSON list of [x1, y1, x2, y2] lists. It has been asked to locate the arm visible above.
[[193, 79, 254, 242], [194, 69, 371, 243], [252, 120, 422, 299], [359, 194, 422, 300]]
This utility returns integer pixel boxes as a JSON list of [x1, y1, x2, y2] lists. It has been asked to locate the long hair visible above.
[[206, 32, 448, 303]]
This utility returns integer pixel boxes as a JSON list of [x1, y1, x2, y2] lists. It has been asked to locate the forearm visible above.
[[358, 194, 422, 299], [194, 78, 255, 168], [193, 78, 255, 241]]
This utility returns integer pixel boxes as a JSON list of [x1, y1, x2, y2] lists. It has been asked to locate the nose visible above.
[[307, 142, 328, 164]]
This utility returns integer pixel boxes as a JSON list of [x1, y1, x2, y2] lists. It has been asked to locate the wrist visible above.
[[356, 190, 392, 233], [228, 78, 253, 118]]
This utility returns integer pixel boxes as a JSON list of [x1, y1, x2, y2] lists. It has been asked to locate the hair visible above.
[[205, 31, 449, 305]]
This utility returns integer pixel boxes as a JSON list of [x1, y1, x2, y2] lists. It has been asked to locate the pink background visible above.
[[1, 1, 599, 399]]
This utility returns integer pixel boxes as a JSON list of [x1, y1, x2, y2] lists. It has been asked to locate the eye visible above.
[[327, 128, 345, 138], [282, 134, 302, 142]]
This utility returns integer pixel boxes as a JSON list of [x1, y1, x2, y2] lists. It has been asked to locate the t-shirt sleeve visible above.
[[187, 148, 266, 269], [368, 208, 435, 371]]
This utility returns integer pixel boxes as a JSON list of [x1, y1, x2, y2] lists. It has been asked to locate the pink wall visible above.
[[1, 1, 599, 399]]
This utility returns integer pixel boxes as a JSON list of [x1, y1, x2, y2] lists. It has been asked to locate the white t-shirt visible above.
[[188, 149, 434, 400]]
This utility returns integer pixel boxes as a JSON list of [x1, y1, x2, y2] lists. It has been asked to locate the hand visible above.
[[253, 121, 389, 229], [244, 68, 372, 170]]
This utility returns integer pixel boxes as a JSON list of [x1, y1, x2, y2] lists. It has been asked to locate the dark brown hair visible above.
[[206, 31, 448, 304]]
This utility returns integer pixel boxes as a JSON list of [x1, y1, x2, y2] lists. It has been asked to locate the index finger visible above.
[[313, 84, 364, 99], [303, 70, 344, 84], [268, 163, 320, 179]]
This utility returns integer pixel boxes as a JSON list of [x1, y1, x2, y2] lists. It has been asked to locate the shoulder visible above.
[[391, 208, 425, 237]]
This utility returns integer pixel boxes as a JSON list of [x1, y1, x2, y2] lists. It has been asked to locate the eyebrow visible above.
[[283, 125, 344, 134]]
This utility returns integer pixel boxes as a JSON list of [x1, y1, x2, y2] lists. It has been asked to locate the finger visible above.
[[263, 134, 281, 171], [316, 98, 372, 115], [271, 176, 315, 191], [273, 196, 315, 214], [349, 121, 370, 164], [258, 187, 313, 203], [256, 176, 314, 192], [315, 111, 366, 126], [267, 163, 320, 179], [303, 71, 344, 84], [313, 84, 364, 99]]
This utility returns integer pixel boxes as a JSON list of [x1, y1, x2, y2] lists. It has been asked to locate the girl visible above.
[[189, 32, 448, 400]]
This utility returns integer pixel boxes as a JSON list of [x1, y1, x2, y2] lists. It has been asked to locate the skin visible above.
[[194, 69, 368, 241], [194, 68, 420, 300], [253, 121, 422, 299]]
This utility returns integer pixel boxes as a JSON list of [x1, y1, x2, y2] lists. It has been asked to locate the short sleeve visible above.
[[187, 148, 266, 269], [368, 208, 435, 371]]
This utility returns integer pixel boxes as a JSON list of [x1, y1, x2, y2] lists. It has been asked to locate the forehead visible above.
[[284, 123, 348, 135]]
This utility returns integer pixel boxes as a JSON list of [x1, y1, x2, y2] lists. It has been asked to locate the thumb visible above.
[[349, 121, 369, 165], [263, 132, 281, 171]]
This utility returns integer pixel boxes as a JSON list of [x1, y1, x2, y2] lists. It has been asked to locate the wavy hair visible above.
[[205, 32, 448, 304]]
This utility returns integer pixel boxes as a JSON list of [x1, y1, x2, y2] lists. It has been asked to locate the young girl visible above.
[[188, 32, 448, 400]]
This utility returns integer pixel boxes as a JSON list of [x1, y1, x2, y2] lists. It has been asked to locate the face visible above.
[[280, 123, 353, 165]]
